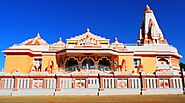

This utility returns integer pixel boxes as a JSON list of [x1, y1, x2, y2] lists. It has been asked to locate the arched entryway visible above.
[[82, 57, 95, 70], [98, 57, 111, 71], [65, 57, 79, 71]]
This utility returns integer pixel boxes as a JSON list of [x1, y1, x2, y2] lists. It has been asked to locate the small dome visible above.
[[20, 33, 48, 46]]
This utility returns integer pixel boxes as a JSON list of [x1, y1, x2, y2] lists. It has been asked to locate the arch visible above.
[[157, 58, 169, 64], [64, 57, 79, 71], [82, 57, 95, 69], [98, 57, 111, 71], [157, 57, 170, 70]]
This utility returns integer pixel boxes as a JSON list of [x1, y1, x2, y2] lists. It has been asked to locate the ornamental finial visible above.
[[37, 32, 40, 38], [86, 28, 90, 32], [59, 37, 62, 41]]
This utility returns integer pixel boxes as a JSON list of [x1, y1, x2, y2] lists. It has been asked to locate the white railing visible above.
[[18, 78, 30, 89], [1, 78, 14, 89], [60, 78, 72, 89]]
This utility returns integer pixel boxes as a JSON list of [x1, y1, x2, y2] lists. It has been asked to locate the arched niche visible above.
[[82, 57, 95, 69], [64, 57, 79, 71], [98, 57, 111, 71], [157, 57, 170, 70]]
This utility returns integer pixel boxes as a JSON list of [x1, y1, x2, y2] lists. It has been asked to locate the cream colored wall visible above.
[[141, 56, 156, 73], [170, 57, 180, 69], [4, 54, 33, 74], [118, 56, 134, 72], [42, 55, 58, 71]]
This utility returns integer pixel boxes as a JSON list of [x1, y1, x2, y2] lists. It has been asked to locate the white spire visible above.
[[37, 33, 41, 38], [137, 5, 167, 45]]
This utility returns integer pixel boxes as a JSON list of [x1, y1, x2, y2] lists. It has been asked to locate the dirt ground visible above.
[[0, 95, 185, 103]]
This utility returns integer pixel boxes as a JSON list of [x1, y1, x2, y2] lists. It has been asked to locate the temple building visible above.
[[0, 5, 184, 96]]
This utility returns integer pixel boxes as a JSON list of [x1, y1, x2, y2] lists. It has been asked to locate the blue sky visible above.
[[0, 0, 185, 70]]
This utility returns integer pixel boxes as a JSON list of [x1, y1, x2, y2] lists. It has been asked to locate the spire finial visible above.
[[114, 37, 119, 43], [145, 5, 153, 13], [115, 37, 118, 42], [86, 28, 90, 32], [146, 5, 150, 10], [37, 33, 40, 38], [59, 37, 62, 41]]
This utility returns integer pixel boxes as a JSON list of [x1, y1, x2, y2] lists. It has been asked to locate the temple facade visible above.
[[0, 5, 184, 96]]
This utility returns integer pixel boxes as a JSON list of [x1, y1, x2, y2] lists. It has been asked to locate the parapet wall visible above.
[[0, 72, 184, 96]]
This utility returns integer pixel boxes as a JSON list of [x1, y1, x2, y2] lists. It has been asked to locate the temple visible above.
[[0, 5, 184, 96]]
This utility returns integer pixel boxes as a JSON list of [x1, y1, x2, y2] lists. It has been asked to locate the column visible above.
[[29, 79, 33, 89], [128, 79, 131, 88], [111, 56, 115, 71], [13, 76, 19, 91], [157, 78, 160, 88], [73, 79, 76, 88], [0, 79, 2, 89], [56, 76, 61, 91], [142, 77, 146, 90], [43, 79, 47, 88], [170, 79, 173, 88], [94, 61, 98, 69], [115, 78, 118, 88], [99, 75, 104, 91], [86, 78, 88, 88], [78, 62, 82, 70], [78, 56, 82, 70], [95, 55, 98, 69]]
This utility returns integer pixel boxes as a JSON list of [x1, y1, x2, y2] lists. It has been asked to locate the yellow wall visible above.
[[42, 55, 58, 71], [141, 56, 156, 73], [4, 54, 33, 74], [118, 56, 134, 71], [118, 55, 156, 73]]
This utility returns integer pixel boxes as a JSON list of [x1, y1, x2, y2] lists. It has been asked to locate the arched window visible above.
[[65, 58, 79, 71], [82, 58, 95, 69], [98, 57, 111, 71]]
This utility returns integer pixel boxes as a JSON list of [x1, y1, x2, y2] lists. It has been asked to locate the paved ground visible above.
[[0, 95, 185, 103]]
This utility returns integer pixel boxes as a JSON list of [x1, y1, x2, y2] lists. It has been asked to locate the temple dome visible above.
[[49, 37, 65, 50], [20, 33, 48, 46]]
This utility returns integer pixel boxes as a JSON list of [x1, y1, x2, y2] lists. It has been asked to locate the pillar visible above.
[[86, 78, 88, 88], [78, 56, 82, 70], [56, 77, 61, 91], [13, 76, 19, 91], [0, 79, 2, 89], [43, 79, 47, 88], [157, 78, 160, 88], [111, 56, 115, 71], [73, 79, 76, 88], [99, 75, 104, 91], [115, 78, 118, 88], [170, 79, 173, 88], [29, 79, 33, 89], [128, 79, 131, 88], [95, 61, 98, 69], [140, 73, 146, 90]]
